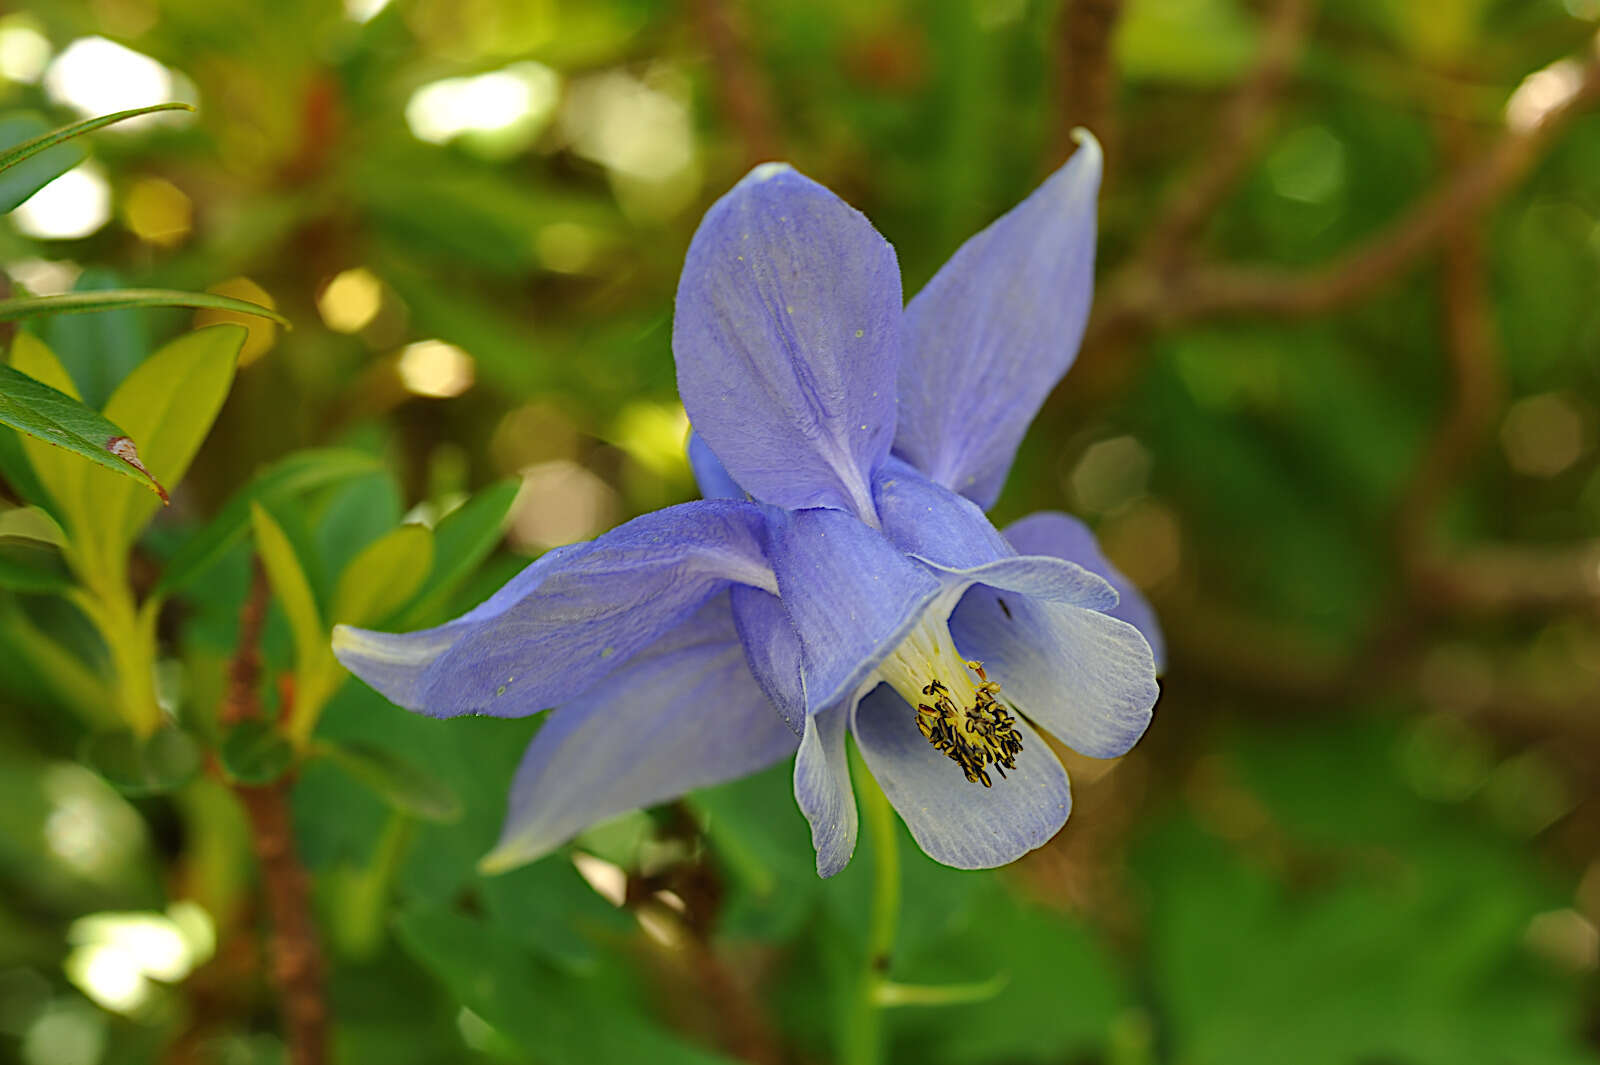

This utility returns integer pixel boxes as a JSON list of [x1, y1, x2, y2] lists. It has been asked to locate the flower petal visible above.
[[673, 163, 901, 520], [851, 684, 1071, 869], [688, 430, 745, 500], [480, 594, 799, 872], [793, 702, 856, 877], [949, 587, 1157, 759], [335, 500, 775, 719], [767, 506, 940, 715], [730, 584, 804, 732], [874, 458, 1117, 611], [1004, 510, 1165, 670], [894, 133, 1102, 509]]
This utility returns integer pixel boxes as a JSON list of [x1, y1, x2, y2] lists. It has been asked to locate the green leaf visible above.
[[82, 325, 245, 579], [0, 103, 194, 176], [157, 449, 386, 596], [1, 339, 168, 503], [250, 501, 336, 737], [393, 479, 518, 628], [45, 267, 151, 410], [0, 113, 85, 214], [80, 726, 202, 796], [0, 289, 289, 328], [0, 536, 72, 594], [316, 740, 464, 823], [331, 523, 434, 627], [219, 720, 296, 785]]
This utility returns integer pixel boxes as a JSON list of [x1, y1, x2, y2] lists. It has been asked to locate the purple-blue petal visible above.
[[1004, 510, 1165, 671], [336, 500, 775, 719], [730, 584, 804, 733], [673, 164, 902, 520], [949, 587, 1158, 759], [851, 684, 1071, 870], [767, 507, 941, 715], [894, 133, 1102, 509], [480, 594, 799, 872], [688, 430, 745, 501], [793, 702, 856, 877]]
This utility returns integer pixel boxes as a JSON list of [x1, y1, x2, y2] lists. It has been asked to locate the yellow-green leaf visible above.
[[332, 524, 434, 627], [0, 289, 289, 327], [11, 333, 89, 542], [250, 503, 337, 746]]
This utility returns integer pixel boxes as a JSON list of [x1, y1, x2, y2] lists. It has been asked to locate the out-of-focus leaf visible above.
[[1116, 0, 1259, 85], [331, 523, 433, 627], [0, 290, 288, 327], [396, 905, 738, 1065], [80, 726, 202, 796], [0, 103, 193, 176], [250, 501, 337, 740], [393, 479, 518, 627], [157, 449, 387, 596], [0, 536, 71, 593], [0, 114, 84, 214], [44, 268, 151, 410], [219, 720, 295, 784], [0, 352, 168, 503], [316, 740, 463, 823]]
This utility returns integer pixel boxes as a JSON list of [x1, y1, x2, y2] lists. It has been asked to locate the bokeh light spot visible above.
[[405, 62, 559, 157], [0, 18, 51, 83], [398, 339, 475, 398], [194, 277, 278, 365], [509, 460, 616, 551], [43, 37, 194, 124], [1506, 59, 1586, 132], [122, 177, 192, 246], [1500, 392, 1588, 477], [318, 267, 384, 333], [13, 163, 111, 241]]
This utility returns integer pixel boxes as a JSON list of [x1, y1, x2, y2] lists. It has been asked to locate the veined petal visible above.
[[852, 684, 1071, 869], [688, 430, 746, 501], [793, 702, 856, 877], [894, 132, 1102, 509], [767, 507, 940, 715], [674, 163, 901, 520], [874, 458, 1117, 611], [480, 594, 799, 873], [1004, 510, 1165, 670], [730, 584, 804, 732], [949, 586, 1157, 759], [336, 500, 775, 719]]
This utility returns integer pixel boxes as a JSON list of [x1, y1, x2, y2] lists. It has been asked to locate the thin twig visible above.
[[223, 559, 329, 1065], [690, 0, 781, 167], [1056, 0, 1124, 169]]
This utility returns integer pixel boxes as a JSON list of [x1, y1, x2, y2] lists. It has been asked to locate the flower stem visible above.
[[843, 745, 899, 1065]]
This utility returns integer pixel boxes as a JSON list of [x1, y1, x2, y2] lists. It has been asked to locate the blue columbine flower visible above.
[[333, 132, 1162, 877]]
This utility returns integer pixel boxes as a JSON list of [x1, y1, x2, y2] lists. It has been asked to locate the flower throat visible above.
[[876, 617, 1024, 787]]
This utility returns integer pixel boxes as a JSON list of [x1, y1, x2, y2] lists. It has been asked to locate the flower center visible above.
[[874, 614, 1024, 787]]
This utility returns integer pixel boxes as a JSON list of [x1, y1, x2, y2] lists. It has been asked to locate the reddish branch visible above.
[[222, 560, 329, 1065], [1057, 0, 1124, 168], [691, 0, 781, 166]]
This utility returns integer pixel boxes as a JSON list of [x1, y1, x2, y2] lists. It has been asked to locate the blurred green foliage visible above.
[[1, 0, 1598, 1063]]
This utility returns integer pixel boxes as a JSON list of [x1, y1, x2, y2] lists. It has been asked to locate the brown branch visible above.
[[222, 559, 329, 1065], [690, 0, 780, 167], [1135, 0, 1317, 272], [1056, 0, 1124, 168]]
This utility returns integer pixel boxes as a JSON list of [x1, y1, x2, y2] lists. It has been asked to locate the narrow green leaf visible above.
[[394, 479, 518, 628], [157, 449, 386, 596], [0, 347, 167, 502], [82, 325, 245, 578], [0, 536, 72, 594], [219, 720, 296, 784], [0, 289, 289, 328], [0, 114, 84, 213], [0, 103, 194, 175], [332, 523, 434, 627], [874, 974, 1010, 1008], [243, 502, 328, 725], [316, 740, 464, 823]]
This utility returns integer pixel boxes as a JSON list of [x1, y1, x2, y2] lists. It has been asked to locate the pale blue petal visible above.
[[949, 587, 1158, 759], [481, 594, 799, 872], [336, 500, 775, 719], [894, 134, 1102, 509], [851, 684, 1071, 870], [793, 702, 856, 877], [688, 430, 745, 501], [674, 164, 901, 520], [730, 584, 804, 733], [1004, 510, 1165, 671], [767, 507, 940, 715]]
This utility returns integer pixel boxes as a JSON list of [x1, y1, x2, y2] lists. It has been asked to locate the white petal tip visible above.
[[744, 161, 794, 184], [476, 846, 531, 877]]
